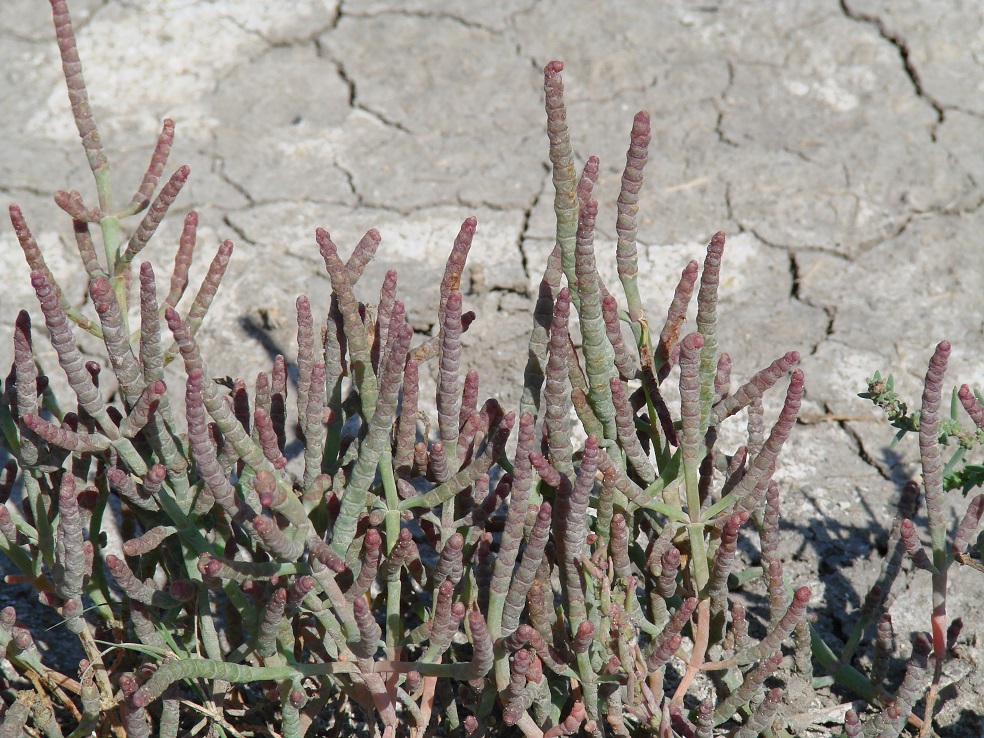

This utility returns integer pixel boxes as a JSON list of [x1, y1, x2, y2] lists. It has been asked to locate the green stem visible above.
[[93, 165, 131, 333], [84, 487, 117, 622], [24, 474, 54, 574], [810, 625, 882, 706], [380, 448, 402, 652]]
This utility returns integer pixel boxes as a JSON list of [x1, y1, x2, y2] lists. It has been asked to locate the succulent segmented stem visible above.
[[737, 586, 810, 665], [459, 370, 480, 431], [543, 62, 579, 298], [119, 166, 190, 273], [952, 493, 984, 554], [331, 323, 412, 557], [646, 633, 681, 672], [502, 502, 552, 634], [439, 218, 476, 324], [272, 356, 288, 450], [317, 228, 378, 414], [900, 519, 936, 572], [11, 207, 96, 337], [108, 466, 158, 512], [165, 211, 197, 308], [503, 648, 533, 725], [714, 351, 733, 402], [351, 596, 381, 659], [792, 616, 813, 682], [464, 608, 494, 680], [544, 287, 574, 476], [302, 362, 328, 489], [181, 239, 234, 340], [252, 407, 287, 471], [676, 331, 714, 601], [656, 546, 681, 600], [896, 633, 933, 712], [735, 687, 783, 738], [716, 369, 804, 519], [577, 156, 599, 206], [401, 412, 515, 510], [423, 581, 464, 662], [602, 294, 638, 379], [138, 263, 187, 473], [438, 291, 464, 456], [125, 118, 175, 214], [72, 217, 105, 278], [256, 588, 287, 658], [646, 598, 696, 671], [522, 247, 561, 418], [32, 271, 117, 439], [129, 658, 386, 709], [350, 529, 382, 600], [679, 332, 704, 477], [122, 525, 174, 556], [22, 414, 109, 453], [432, 532, 464, 586], [394, 357, 419, 476], [53, 472, 85, 603], [345, 228, 381, 281], [638, 366, 677, 451], [254, 469, 283, 508], [760, 481, 781, 568], [380, 527, 414, 581], [488, 502, 526, 633], [106, 554, 183, 608], [571, 621, 594, 655], [543, 701, 586, 738], [920, 341, 950, 657], [613, 110, 651, 322], [253, 515, 304, 561], [185, 368, 238, 514], [201, 555, 303, 584], [609, 376, 655, 484], [563, 436, 598, 629], [708, 511, 748, 618], [695, 232, 725, 437], [655, 259, 699, 371], [711, 351, 800, 425], [168, 309, 291, 496], [958, 383, 984, 431], [373, 269, 397, 373], [50, 0, 107, 175], [118, 379, 165, 438], [13, 312, 40, 465], [714, 651, 783, 724], [575, 198, 618, 442]]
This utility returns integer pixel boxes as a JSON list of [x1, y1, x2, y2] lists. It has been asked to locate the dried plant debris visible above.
[[0, 1, 971, 737]]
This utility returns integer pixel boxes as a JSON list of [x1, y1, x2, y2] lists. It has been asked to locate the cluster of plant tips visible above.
[[0, 1, 980, 736]]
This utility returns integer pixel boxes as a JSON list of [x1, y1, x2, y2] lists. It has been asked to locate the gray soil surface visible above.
[[2, 0, 984, 734]]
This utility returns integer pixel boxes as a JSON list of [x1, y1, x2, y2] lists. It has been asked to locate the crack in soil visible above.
[[824, 399, 894, 483], [338, 6, 498, 33], [222, 214, 254, 246], [214, 156, 256, 208], [320, 44, 412, 135], [838, 0, 946, 139], [714, 60, 740, 148]]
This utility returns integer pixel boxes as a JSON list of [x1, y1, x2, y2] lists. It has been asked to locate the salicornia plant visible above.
[[0, 1, 950, 737], [856, 343, 984, 735]]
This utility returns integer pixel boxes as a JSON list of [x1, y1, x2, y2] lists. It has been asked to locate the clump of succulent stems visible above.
[[854, 342, 984, 735], [863, 370, 984, 493], [0, 1, 954, 737]]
